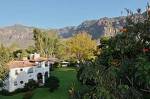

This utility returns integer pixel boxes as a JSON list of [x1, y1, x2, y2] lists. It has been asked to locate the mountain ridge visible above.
[[0, 16, 127, 48], [58, 16, 126, 39]]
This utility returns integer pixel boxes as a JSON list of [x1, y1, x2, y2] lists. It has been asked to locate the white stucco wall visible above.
[[4, 61, 50, 92]]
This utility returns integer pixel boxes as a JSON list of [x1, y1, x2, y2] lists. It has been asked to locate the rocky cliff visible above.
[[58, 16, 126, 39], [0, 16, 127, 48]]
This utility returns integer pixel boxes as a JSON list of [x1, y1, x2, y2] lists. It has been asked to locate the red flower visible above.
[[143, 48, 149, 52], [120, 28, 127, 33]]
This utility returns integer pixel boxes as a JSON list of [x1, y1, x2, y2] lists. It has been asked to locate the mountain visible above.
[[0, 24, 34, 48], [0, 16, 128, 48], [58, 16, 126, 39]]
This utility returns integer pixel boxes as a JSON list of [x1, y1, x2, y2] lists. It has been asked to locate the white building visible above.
[[61, 61, 69, 67], [2, 53, 50, 92]]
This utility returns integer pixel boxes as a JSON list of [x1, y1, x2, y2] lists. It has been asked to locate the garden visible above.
[[0, 67, 80, 99]]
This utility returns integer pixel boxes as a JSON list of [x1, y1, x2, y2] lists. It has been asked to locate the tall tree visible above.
[[33, 29, 59, 57], [77, 9, 150, 99], [55, 40, 70, 60], [33, 28, 45, 55], [45, 30, 59, 57], [0, 44, 12, 81], [66, 31, 97, 61]]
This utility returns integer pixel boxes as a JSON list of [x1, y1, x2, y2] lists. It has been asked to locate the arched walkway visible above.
[[37, 73, 43, 84], [44, 72, 49, 80]]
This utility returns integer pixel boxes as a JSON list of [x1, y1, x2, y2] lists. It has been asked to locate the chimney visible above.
[[29, 53, 40, 60], [33, 53, 40, 59], [22, 57, 28, 61]]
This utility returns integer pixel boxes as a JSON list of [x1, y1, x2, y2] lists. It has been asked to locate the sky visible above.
[[0, 0, 149, 28]]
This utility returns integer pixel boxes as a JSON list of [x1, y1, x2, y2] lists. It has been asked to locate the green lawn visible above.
[[0, 67, 80, 99]]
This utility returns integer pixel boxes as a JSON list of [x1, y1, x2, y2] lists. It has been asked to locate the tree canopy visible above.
[[77, 10, 150, 99], [33, 29, 59, 57], [65, 32, 97, 61], [0, 44, 12, 81]]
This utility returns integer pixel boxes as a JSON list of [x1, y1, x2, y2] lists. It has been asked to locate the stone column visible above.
[[48, 71, 50, 78]]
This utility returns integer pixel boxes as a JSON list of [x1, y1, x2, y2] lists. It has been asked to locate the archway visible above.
[[45, 72, 49, 81], [37, 73, 43, 84]]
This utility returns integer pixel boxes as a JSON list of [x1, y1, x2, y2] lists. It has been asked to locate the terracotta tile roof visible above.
[[7, 60, 36, 69], [29, 57, 48, 62], [48, 58, 58, 62]]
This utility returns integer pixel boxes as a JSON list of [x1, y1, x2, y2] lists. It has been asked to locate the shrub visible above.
[[68, 83, 96, 99], [0, 80, 38, 96], [50, 62, 59, 71], [24, 80, 38, 91], [68, 83, 81, 99], [22, 91, 34, 99], [76, 66, 84, 83], [68, 61, 76, 67], [0, 88, 28, 96], [0, 89, 10, 96], [77, 63, 96, 86], [14, 88, 22, 93], [12, 88, 26, 94], [44, 76, 59, 92], [0, 80, 3, 87]]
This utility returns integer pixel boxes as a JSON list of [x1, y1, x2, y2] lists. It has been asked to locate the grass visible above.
[[0, 67, 80, 99]]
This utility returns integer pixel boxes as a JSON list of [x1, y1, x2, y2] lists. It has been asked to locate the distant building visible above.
[[2, 53, 50, 92], [61, 61, 69, 67]]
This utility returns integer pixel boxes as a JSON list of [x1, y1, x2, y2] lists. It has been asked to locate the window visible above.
[[28, 79, 33, 82], [45, 62, 48, 67], [14, 81, 17, 86], [20, 69, 23, 71], [28, 68, 33, 74], [15, 70, 18, 75], [37, 63, 41, 68], [20, 81, 24, 84], [37, 65, 41, 68]]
